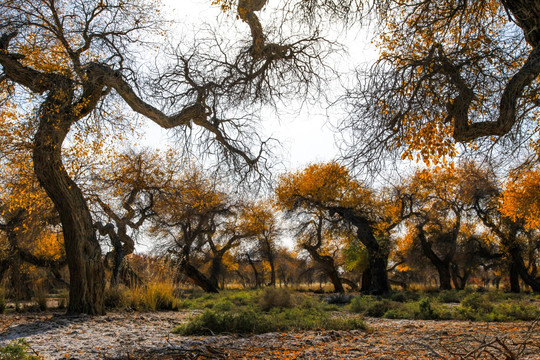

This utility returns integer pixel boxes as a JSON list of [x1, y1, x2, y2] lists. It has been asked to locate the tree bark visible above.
[[180, 260, 219, 293], [509, 261, 521, 293], [33, 99, 105, 315], [304, 245, 345, 293]]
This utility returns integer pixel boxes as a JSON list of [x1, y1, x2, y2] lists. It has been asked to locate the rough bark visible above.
[[33, 94, 105, 315], [303, 244, 345, 293], [416, 225, 456, 291], [180, 260, 219, 293], [509, 261, 521, 293]]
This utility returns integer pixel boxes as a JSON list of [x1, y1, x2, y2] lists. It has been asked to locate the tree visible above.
[[0, 0, 322, 314], [275, 162, 403, 294], [88, 148, 180, 288], [339, 0, 540, 168], [466, 163, 540, 292], [0, 113, 66, 298], [398, 165, 481, 290], [242, 200, 282, 287]]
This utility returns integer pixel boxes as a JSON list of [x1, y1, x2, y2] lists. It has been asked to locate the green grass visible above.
[[349, 291, 540, 322], [0, 339, 41, 360]]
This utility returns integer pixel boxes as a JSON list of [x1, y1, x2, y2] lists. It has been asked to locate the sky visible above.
[[139, 0, 378, 170]]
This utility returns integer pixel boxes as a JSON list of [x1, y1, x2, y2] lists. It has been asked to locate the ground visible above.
[[1, 311, 538, 359]]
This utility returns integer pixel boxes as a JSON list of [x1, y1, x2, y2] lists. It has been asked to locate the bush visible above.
[[365, 299, 394, 317], [325, 293, 353, 305], [437, 290, 462, 303], [390, 291, 420, 303], [417, 297, 438, 320], [349, 296, 372, 313], [104, 286, 128, 309], [33, 285, 48, 312], [174, 306, 369, 335], [259, 288, 293, 311], [0, 339, 41, 360], [383, 308, 410, 319], [461, 293, 493, 313]]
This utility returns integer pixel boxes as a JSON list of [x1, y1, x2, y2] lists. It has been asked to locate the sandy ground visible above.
[[1, 310, 539, 359]]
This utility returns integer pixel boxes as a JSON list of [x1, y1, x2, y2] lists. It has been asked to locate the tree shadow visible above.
[[0, 313, 90, 341]]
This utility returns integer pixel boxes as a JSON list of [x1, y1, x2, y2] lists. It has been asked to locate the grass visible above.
[[174, 289, 369, 335], [103, 282, 181, 311], [0, 339, 41, 360], [349, 290, 540, 322]]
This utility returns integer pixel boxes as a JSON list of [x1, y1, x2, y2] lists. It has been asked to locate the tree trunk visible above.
[[180, 260, 219, 293], [209, 254, 224, 290], [360, 267, 372, 293], [246, 253, 261, 288], [508, 245, 540, 292], [33, 108, 105, 315], [304, 245, 344, 293], [268, 255, 276, 287], [509, 261, 521, 293], [436, 263, 453, 290]]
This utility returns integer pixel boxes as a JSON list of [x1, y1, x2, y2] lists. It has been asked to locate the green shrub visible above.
[[461, 293, 493, 313], [325, 293, 353, 305], [437, 290, 462, 303], [212, 299, 234, 312], [390, 291, 420, 303], [0, 339, 41, 360], [259, 288, 293, 311], [349, 296, 372, 313], [383, 308, 410, 319], [418, 297, 438, 320], [174, 306, 369, 335], [365, 299, 394, 317]]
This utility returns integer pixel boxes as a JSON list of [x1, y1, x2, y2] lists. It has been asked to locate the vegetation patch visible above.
[[0, 339, 40, 360]]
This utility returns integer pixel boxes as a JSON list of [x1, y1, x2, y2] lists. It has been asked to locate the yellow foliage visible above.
[[500, 169, 540, 230]]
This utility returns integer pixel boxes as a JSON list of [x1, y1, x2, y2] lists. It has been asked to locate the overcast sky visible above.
[[138, 0, 378, 170]]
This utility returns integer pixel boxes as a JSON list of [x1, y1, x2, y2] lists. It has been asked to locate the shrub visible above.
[[365, 299, 394, 317], [418, 297, 438, 320], [0, 339, 41, 360], [33, 284, 48, 312], [174, 306, 369, 335], [259, 288, 293, 311], [461, 293, 493, 313], [437, 290, 462, 303], [325, 293, 353, 305], [104, 286, 128, 309], [383, 308, 410, 319], [139, 283, 179, 311], [349, 296, 372, 313], [390, 291, 420, 303]]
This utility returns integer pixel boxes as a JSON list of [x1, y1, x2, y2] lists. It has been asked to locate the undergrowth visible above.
[[0, 339, 41, 360]]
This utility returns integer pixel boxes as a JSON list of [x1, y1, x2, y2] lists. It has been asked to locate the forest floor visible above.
[[1, 310, 539, 360]]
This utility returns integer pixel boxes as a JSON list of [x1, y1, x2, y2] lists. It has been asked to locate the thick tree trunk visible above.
[[180, 260, 219, 293], [304, 245, 345, 293], [209, 254, 223, 290], [436, 264, 453, 290], [508, 245, 540, 292], [509, 261, 521, 293], [360, 267, 372, 293], [33, 109, 105, 315], [356, 226, 390, 295]]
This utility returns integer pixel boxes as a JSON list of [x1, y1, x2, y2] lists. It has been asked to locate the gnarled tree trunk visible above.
[[33, 99, 105, 315]]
